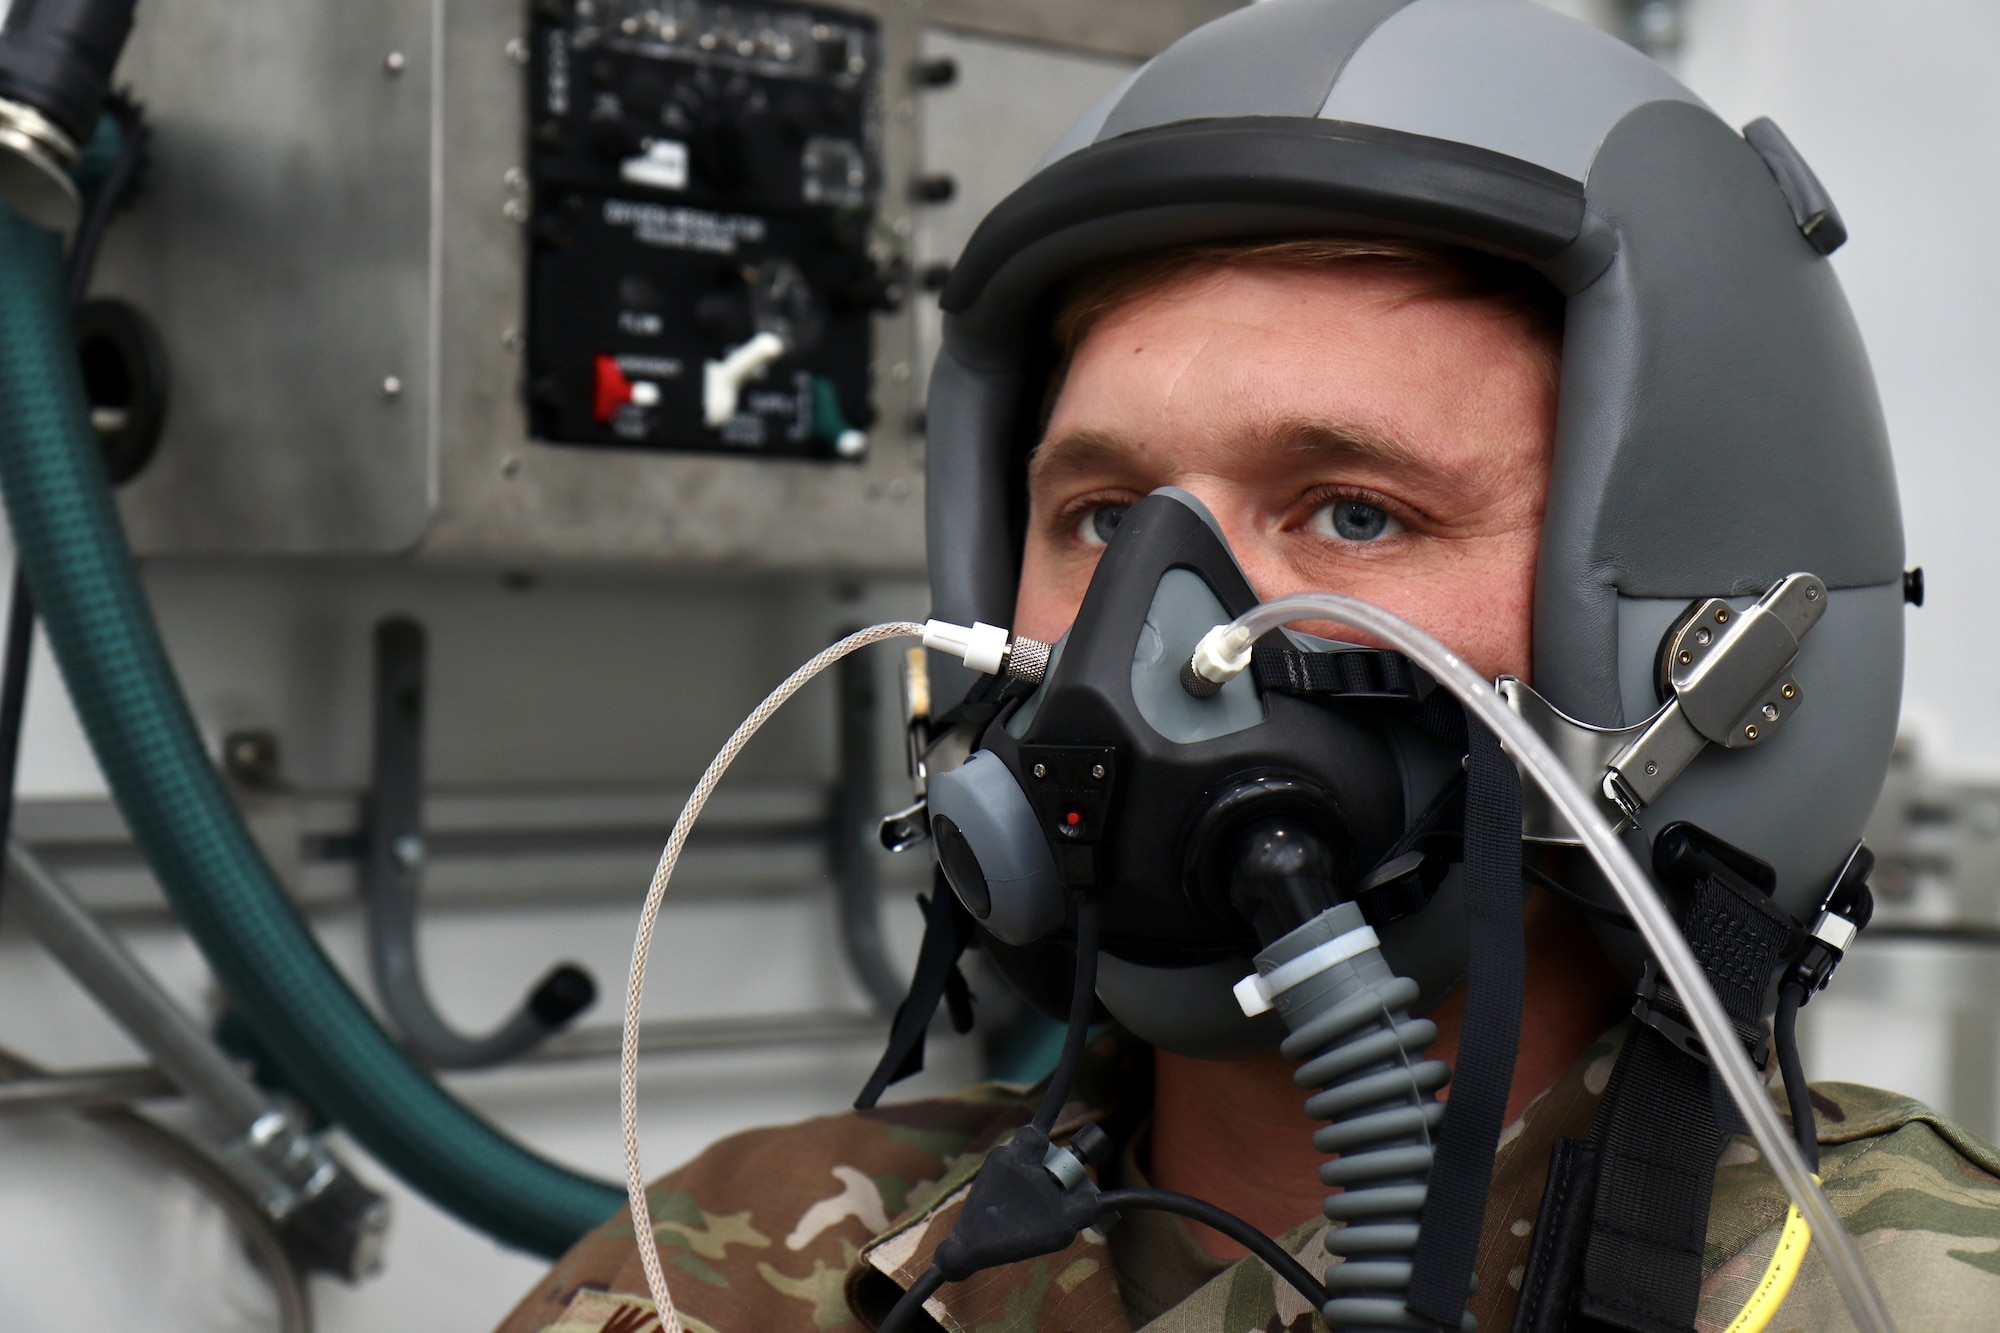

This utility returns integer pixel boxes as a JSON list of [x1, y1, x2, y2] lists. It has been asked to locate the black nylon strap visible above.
[[1408, 720, 1525, 1326], [1252, 642, 1435, 701], [1572, 861, 1797, 1333], [1573, 1025, 1723, 1333], [855, 872, 976, 1109]]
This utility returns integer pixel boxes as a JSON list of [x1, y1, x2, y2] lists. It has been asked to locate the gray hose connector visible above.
[[1257, 902, 1470, 1333], [0, 206, 621, 1255]]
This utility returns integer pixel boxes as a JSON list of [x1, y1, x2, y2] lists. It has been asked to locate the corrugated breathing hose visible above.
[[0, 203, 623, 1256], [1257, 900, 1466, 1333]]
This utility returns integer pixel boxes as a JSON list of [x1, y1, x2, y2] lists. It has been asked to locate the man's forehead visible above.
[[1029, 415, 1455, 488]]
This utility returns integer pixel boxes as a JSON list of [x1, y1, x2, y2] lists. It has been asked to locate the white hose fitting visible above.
[[1190, 623, 1256, 686], [922, 619, 1011, 676], [702, 331, 786, 427]]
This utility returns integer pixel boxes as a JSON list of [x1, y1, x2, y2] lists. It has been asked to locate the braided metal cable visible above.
[[621, 622, 926, 1331]]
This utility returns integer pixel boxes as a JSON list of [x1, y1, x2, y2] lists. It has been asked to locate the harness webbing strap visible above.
[[1408, 719, 1526, 1327], [1529, 854, 1796, 1333], [1253, 642, 1435, 701], [854, 871, 976, 1110]]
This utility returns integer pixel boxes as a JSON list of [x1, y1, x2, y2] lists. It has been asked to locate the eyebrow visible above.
[[1028, 416, 1444, 490], [1025, 428, 1133, 490]]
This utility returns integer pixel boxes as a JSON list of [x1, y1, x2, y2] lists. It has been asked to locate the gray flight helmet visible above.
[[925, 0, 1905, 978]]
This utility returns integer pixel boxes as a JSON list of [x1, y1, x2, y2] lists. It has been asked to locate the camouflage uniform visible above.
[[496, 1027, 2000, 1333]]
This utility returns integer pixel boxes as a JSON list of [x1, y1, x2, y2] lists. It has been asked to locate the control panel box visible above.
[[91, 0, 1231, 567], [527, 1, 890, 460]]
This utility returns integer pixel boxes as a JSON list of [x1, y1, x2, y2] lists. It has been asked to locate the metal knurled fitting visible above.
[[1005, 636, 1051, 685]]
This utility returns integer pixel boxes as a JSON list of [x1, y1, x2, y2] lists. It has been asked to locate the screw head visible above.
[[1644, 760, 1659, 777], [1806, 585, 1820, 600], [1677, 649, 1692, 665], [1714, 606, 1730, 623], [1031, 763, 1047, 779], [1762, 703, 1779, 721], [1090, 763, 1106, 780], [1782, 682, 1797, 699], [380, 375, 403, 399], [1694, 627, 1712, 646], [384, 50, 407, 74], [505, 36, 530, 64], [392, 832, 425, 867], [1744, 723, 1760, 741]]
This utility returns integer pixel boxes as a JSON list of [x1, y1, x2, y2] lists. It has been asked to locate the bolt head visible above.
[[1694, 627, 1712, 646], [1782, 683, 1797, 699], [1714, 607, 1730, 623], [1031, 763, 1047, 779], [1677, 649, 1692, 665], [384, 50, 407, 74], [1744, 723, 1760, 740], [392, 833, 425, 867], [1762, 703, 1779, 721], [1645, 760, 1660, 777], [1090, 763, 1106, 780], [1806, 585, 1820, 600]]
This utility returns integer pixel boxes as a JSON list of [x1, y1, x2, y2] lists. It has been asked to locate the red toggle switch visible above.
[[593, 355, 634, 424]]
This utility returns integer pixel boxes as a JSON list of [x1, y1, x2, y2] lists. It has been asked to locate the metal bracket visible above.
[[1503, 572, 1828, 841], [361, 617, 595, 1069]]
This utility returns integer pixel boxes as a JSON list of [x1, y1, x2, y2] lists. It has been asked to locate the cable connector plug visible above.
[[922, 619, 1052, 683], [1182, 623, 1255, 698]]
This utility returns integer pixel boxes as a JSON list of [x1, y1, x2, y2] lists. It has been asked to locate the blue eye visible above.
[[1310, 499, 1405, 543], [1078, 504, 1129, 547]]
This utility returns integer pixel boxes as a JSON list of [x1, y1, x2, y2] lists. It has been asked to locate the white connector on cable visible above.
[[922, 619, 1012, 676]]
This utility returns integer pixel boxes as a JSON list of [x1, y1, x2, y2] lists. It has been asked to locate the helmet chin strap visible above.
[[1408, 720, 1526, 1325]]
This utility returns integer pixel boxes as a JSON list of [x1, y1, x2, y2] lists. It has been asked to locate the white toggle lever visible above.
[[703, 331, 787, 427]]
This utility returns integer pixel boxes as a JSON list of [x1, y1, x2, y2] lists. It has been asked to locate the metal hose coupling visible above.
[[1238, 901, 1467, 1332]]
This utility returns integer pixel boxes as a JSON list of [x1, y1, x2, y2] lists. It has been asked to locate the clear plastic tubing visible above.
[[1223, 594, 1893, 1333]]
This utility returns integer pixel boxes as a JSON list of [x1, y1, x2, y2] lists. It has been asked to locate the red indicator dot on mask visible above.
[[1063, 809, 1083, 827]]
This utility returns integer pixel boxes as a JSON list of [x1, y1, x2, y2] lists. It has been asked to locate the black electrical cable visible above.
[[1773, 979, 1818, 1173], [1031, 897, 1100, 1134], [1523, 862, 1637, 930], [874, 900, 1104, 1333], [874, 1186, 1332, 1333], [67, 93, 149, 310], [0, 572, 34, 868], [1096, 1188, 1332, 1311], [877, 1264, 948, 1333]]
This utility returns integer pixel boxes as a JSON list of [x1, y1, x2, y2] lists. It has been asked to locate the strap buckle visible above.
[[1631, 960, 1768, 1071]]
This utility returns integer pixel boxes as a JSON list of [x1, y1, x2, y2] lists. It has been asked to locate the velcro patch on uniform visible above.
[[546, 1289, 720, 1333]]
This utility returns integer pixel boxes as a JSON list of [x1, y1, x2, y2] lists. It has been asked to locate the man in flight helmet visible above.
[[496, 3, 2000, 1332]]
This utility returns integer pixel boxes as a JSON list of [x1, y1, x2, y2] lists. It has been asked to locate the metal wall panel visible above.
[[94, 0, 438, 556]]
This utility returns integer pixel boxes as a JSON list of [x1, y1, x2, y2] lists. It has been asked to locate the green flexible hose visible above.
[[0, 205, 622, 1256]]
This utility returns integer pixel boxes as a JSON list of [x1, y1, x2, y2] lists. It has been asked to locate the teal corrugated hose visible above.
[[0, 205, 623, 1255]]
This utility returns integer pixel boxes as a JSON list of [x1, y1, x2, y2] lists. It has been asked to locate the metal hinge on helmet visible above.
[[1502, 572, 1828, 842]]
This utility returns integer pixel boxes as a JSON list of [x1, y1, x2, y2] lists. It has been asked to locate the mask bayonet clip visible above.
[[1500, 572, 1828, 841]]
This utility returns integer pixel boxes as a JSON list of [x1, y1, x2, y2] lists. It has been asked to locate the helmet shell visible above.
[[926, 0, 1903, 929]]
